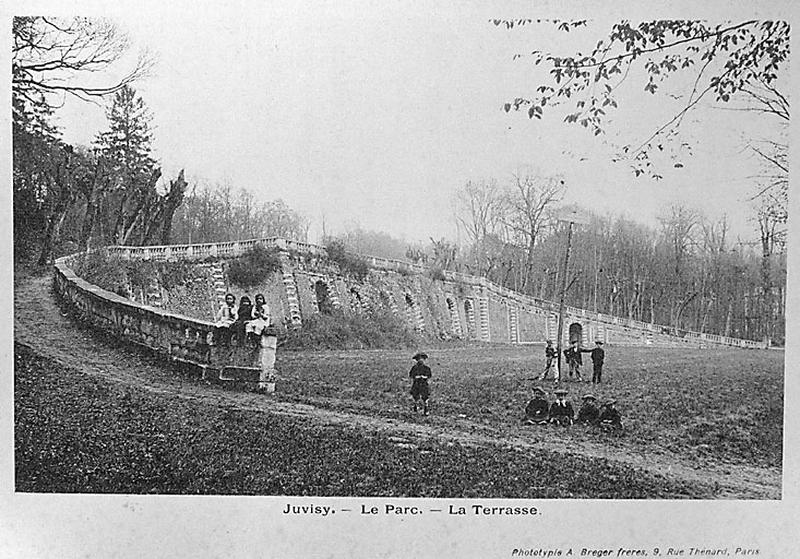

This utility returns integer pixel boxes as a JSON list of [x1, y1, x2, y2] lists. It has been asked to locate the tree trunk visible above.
[[37, 195, 72, 265], [79, 194, 100, 251]]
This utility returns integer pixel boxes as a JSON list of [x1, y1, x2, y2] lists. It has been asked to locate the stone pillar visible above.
[[258, 328, 278, 392]]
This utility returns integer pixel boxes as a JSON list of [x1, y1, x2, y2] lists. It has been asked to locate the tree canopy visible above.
[[497, 19, 789, 178]]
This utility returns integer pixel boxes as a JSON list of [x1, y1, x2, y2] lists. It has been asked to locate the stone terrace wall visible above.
[[53, 254, 277, 388], [103, 237, 768, 350]]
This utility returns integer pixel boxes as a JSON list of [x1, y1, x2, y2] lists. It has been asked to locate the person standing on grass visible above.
[[549, 388, 574, 426], [563, 340, 583, 381], [524, 387, 550, 425], [540, 340, 557, 380], [582, 340, 606, 384], [409, 352, 432, 416]]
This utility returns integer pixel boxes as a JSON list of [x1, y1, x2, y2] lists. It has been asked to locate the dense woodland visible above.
[[12, 17, 787, 344]]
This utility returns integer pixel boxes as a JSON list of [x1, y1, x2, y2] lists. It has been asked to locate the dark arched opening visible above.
[[315, 280, 333, 314], [350, 287, 363, 312], [569, 322, 583, 345]]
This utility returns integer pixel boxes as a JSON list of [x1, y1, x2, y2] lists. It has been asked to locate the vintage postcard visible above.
[[2, 0, 797, 556]]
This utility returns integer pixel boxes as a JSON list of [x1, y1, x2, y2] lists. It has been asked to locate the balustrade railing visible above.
[[53, 254, 278, 388], [102, 236, 767, 349]]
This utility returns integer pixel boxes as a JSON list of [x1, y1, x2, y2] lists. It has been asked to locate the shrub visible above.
[[324, 239, 371, 281], [428, 266, 446, 281], [73, 250, 211, 297], [227, 245, 282, 289], [285, 309, 419, 350]]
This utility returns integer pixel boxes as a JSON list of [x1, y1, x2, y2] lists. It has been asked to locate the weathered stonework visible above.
[[89, 237, 767, 350]]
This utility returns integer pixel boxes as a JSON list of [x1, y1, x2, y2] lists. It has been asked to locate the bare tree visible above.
[[500, 173, 565, 291], [658, 204, 700, 331], [12, 17, 152, 109], [453, 179, 503, 274]]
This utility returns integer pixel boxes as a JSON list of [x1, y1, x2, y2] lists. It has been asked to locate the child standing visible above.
[[409, 352, 432, 416]]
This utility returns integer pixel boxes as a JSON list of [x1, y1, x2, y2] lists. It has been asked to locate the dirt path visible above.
[[14, 274, 781, 499]]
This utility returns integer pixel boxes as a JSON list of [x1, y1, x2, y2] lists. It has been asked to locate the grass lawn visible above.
[[16, 342, 722, 498], [275, 344, 784, 469]]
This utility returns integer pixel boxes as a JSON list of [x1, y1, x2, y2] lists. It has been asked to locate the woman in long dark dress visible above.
[[232, 295, 253, 344]]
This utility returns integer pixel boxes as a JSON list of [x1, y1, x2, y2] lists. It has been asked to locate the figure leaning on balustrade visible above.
[[215, 293, 238, 345], [231, 295, 254, 344], [246, 293, 272, 343]]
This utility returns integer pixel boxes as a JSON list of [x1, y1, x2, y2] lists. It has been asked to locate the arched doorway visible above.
[[314, 280, 333, 314], [569, 322, 583, 345]]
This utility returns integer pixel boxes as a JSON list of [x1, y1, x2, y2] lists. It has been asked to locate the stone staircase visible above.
[[446, 295, 463, 339], [478, 298, 490, 342], [508, 305, 519, 344], [146, 277, 163, 308], [210, 262, 227, 306], [546, 313, 558, 343], [282, 272, 302, 326], [464, 299, 477, 339]]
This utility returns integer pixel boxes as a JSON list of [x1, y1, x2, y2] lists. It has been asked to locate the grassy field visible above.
[[13, 272, 783, 498], [275, 344, 784, 469], [15, 343, 719, 498]]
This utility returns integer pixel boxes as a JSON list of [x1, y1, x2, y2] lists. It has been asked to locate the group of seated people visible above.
[[524, 387, 622, 431], [215, 292, 271, 345]]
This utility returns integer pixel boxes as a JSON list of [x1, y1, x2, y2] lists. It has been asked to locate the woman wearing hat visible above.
[[409, 352, 432, 415], [548, 388, 575, 426]]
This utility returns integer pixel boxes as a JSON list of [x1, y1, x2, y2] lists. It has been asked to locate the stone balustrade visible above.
[[53, 254, 278, 390], [103, 236, 767, 350]]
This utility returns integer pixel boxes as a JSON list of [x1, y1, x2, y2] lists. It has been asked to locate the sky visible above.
[[39, 0, 792, 245]]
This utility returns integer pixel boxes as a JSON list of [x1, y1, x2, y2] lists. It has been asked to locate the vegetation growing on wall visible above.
[[284, 309, 418, 350], [324, 239, 370, 281], [227, 245, 282, 289], [73, 250, 202, 294]]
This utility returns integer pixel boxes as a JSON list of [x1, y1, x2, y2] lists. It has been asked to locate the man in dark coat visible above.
[[524, 387, 550, 425], [549, 388, 574, 426], [563, 340, 583, 381], [576, 394, 600, 425], [582, 340, 606, 384], [540, 340, 557, 380], [599, 399, 623, 431], [409, 352, 432, 415]]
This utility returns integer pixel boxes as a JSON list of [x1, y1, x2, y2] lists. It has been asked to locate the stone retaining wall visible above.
[[53, 254, 278, 389]]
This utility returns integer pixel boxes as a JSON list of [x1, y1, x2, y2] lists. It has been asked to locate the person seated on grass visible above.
[[549, 388, 574, 426], [246, 293, 272, 342], [576, 394, 600, 425], [524, 387, 550, 425], [598, 399, 623, 432], [409, 352, 432, 416]]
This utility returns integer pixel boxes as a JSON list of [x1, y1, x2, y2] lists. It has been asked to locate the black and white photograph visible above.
[[4, 0, 797, 556]]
